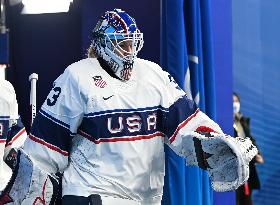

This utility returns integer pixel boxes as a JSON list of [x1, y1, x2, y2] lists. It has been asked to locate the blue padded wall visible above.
[[233, 1, 280, 205]]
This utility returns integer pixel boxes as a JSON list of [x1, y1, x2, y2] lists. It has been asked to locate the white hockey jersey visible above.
[[0, 80, 27, 191], [24, 58, 225, 203]]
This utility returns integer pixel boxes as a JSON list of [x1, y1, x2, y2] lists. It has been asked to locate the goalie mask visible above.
[[91, 8, 144, 81]]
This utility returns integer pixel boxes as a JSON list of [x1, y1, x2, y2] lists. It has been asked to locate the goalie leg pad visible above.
[[0, 150, 58, 205]]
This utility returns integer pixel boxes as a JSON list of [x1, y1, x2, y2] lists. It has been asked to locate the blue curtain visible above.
[[161, 0, 216, 204]]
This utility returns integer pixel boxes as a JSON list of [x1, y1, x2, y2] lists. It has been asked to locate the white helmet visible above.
[[91, 9, 144, 81]]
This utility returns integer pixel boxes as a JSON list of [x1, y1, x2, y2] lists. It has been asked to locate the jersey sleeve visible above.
[[161, 72, 224, 154], [160, 76, 258, 191], [24, 67, 85, 174], [0, 80, 27, 191], [4, 85, 27, 156]]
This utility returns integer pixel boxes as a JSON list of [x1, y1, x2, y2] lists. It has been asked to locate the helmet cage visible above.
[[90, 9, 144, 81], [104, 31, 143, 65]]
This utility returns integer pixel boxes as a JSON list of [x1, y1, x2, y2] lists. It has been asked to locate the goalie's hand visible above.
[[185, 133, 258, 192], [0, 149, 59, 205]]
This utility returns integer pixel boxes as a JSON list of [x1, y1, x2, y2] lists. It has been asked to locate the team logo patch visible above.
[[93, 76, 107, 88]]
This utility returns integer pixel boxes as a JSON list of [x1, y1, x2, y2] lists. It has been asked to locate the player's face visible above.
[[113, 40, 133, 58], [233, 95, 239, 103]]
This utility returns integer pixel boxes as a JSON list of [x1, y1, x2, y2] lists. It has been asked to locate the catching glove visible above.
[[177, 132, 258, 192]]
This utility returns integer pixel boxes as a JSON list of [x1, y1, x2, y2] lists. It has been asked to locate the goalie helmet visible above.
[[90, 8, 144, 81]]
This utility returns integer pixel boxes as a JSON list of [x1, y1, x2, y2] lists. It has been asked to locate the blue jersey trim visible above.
[[0, 119, 9, 139], [80, 107, 166, 140], [0, 116, 10, 120], [39, 109, 70, 129], [80, 97, 196, 141], [164, 96, 197, 139], [6, 117, 26, 142], [31, 112, 72, 153], [84, 105, 168, 118]]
